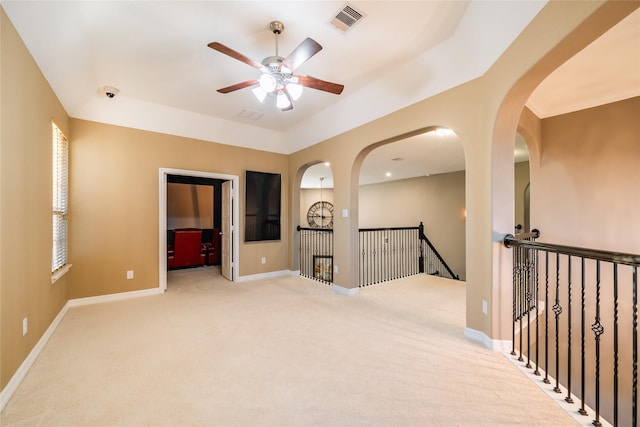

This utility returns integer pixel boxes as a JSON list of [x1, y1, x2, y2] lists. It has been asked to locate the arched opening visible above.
[[492, 3, 639, 425], [513, 132, 531, 234], [358, 127, 466, 282], [292, 161, 335, 280]]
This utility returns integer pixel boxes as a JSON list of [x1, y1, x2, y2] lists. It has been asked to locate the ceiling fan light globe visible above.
[[287, 82, 303, 100], [276, 91, 291, 109], [251, 86, 267, 103], [259, 73, 277, 93]]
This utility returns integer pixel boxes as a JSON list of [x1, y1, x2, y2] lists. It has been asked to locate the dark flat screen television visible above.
[[245, 170, 281, 242]]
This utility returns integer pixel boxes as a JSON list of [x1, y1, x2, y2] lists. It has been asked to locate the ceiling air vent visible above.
[[330, 3, 366, 33], [238, 109, 263, 120]]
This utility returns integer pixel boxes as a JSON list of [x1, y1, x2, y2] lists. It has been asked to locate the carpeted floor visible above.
[[1, 268, 577, 426]]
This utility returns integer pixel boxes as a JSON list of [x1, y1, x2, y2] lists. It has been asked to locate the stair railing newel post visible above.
[[418, 222, 425, 274]]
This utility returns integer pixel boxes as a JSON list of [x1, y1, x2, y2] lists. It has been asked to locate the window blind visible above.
[[52, 123, 68, 272]]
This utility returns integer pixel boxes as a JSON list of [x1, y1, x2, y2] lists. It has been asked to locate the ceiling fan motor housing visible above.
[[270, 21, 284, 35]]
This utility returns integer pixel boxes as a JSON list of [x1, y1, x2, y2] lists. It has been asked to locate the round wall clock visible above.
[[307, 201, 334, 228]]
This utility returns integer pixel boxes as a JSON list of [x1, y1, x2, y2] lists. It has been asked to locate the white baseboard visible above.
[[503, 353, 611, 427], [0, 287, 162, 412], [332, 284, 359, 296], [464, 327, 512, 352], [0, 301, 70, 412], [68, 287, 163, 307], [236, 269, 292, 282]]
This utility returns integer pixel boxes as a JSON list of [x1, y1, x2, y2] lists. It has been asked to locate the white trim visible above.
[[51, 263, 72, 284], [332, 284, 359, 296], [0, 287, 164, 411], [67, 287, 162, 307], [236, 270, 292, 282], [0, 301, 70, 412], [503, 353, 612, 427], [464, 327, 512, 352], [159, 168, 240, 290]]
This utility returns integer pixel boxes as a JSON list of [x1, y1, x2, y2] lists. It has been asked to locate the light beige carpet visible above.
[[1, 268, 577, 426]]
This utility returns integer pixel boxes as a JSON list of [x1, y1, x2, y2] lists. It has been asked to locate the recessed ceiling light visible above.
[[385, 172, 392, 177], [324, 162, 330, 167], [434, 128, 455, 137]]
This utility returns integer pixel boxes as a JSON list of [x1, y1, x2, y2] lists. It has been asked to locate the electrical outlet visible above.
[[334, 265, 338, 273], [261, 257, 266, 264], [22, 317, 28, 336], [126, 270, 134, 279], [482, 300, 488, 315]]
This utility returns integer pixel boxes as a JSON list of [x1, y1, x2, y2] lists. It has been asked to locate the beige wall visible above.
[[1, 9, 71, 390], [532, 97, 640, 253], [359, 172, 466, 280], [300, 172, 467, 279], [289, 1, 631, 341], [69, 119, 290, 300], [519, 97, 640, 426], [167, 183, 214, 230], [514, 161, 530, 232], [3, 0, 637, 399]]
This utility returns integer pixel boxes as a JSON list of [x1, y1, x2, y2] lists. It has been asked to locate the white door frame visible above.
[[158, 167, 239, 291]]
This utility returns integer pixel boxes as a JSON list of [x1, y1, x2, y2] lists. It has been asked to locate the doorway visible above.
[[158, 168, 239, 291]]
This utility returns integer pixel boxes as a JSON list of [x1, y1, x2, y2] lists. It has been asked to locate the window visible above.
[[52, 123, 69, 275]]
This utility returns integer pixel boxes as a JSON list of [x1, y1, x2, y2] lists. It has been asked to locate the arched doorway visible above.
[[358, 127, 466, 281]]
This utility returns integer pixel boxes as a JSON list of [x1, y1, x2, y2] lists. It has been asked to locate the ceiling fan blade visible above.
[[217, 80, 258, 94], [297, 76, 344, 95], [283, 38, 323, 72], [208, 42, 268, 72]]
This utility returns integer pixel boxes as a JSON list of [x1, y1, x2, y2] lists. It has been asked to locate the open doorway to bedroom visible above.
[[158, 168, 239, 291]]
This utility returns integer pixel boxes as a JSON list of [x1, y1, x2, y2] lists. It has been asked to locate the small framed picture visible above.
[[313, 255, 333, 282]]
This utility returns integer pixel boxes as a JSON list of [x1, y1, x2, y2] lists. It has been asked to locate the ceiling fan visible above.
[[208, 21, 344, 111]]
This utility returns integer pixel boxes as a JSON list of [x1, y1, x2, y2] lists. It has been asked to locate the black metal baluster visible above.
[[526, 246, 533, 369], [512, 242, 518, 356], [566, 256, 573, 403], [579, 257, 588, 416], [553, 252, 562, 393], [553, 252, 563, 394], [613, 263, 618, 426], [591, 260, 603, 427], [544, 251, 551, 385], [534, 248, 541, 376], [368, 231, 372, 285], [633, 266, 637, 427], [518, 244, 524, 360]]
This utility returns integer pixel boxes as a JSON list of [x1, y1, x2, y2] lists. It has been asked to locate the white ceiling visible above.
[[2, 1, 638, 188]]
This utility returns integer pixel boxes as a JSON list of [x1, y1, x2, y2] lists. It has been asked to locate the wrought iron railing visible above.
[[359, 226, 421, 286], [297, 226, 333, 284], [297, 222, 459, 287], [359, 222, 458, 287], [504, 231, 639, 427], [418, 222, 459, 281]]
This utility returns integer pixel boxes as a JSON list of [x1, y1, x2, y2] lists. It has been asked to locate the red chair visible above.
[[168, 228, 205, 269]]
